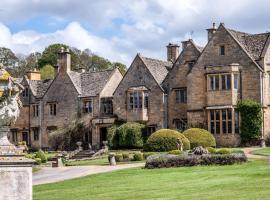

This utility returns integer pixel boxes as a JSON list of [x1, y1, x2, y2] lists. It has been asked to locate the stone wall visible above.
[[163, 40, 201, 129], [114, 55, 165, 128]]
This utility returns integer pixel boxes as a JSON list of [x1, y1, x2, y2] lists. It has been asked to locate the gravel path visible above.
[[33, 163, 145, 185], [242, 147, 267, 160]]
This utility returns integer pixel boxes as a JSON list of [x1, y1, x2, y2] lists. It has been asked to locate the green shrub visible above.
[[34, 158, 42, 165], [115, 153, 123, 162], [168, 150, 182, 155], [207, 147, 216, 154], [145, 153, 247, 169], [143, 152, 155, 159], [216, 148, 231, 155], [183, 128, 216, 149], [107, 125, 118, 148], [35, 150, 47, 163], [133, 152, 144, 161], [143, 129, 190, 152], [236, 100, 262, 144], [122, 153, 130, 161], [25, 154, 35, 159], [116, 122, 146, 149]]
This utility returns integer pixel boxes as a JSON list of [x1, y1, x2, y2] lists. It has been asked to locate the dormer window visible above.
[[22, 87, 29, 97], [220, 45, 225, 55]]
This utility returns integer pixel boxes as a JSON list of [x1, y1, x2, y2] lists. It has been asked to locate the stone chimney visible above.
[[206, 22, 217, 41], [58, 47, 71, 73], [53, 64, 59, 77], [26, 69, 41, 80], [166, 43, 180, 63]]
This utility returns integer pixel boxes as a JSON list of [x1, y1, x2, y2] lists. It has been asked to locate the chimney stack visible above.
[[166, 43, 180, 63], [26, 69, 41, 80], [206, 22, 217, 42], [58, 47, 71, 73]]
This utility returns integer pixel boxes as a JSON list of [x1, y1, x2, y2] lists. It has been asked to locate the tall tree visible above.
[[40, 64, 55, 80]]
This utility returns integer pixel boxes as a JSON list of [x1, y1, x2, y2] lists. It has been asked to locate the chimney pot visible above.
[[166, 43, 179, 63], [206, 22, 217, 42]]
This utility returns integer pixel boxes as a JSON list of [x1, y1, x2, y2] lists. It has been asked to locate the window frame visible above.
[[220, 45, 225, 56], [83, 100, 93, 113], [49, 103, 57, 116], [175, 88, 187, 104], [32, 104, 39, 117], [33, 128, 39, 141]]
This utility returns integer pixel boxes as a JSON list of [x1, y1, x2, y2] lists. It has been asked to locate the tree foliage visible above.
[[236, 100, 262, 144], [40, 64, 55, 80]]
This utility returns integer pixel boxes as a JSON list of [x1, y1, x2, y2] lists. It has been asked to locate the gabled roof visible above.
[[228, 29, 270, 61], [68, 69, 116, 97], [28, 79, 53, 99], [139, 55, 173, 85]]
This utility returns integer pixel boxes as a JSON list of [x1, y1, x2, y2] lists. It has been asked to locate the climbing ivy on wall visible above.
[[236, 100, 262, 144]]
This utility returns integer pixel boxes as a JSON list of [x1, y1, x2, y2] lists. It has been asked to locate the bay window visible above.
[[209, 109, 235, 134]]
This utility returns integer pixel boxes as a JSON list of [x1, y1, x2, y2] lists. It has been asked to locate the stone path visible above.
[[33, 163, 145, 185], [242, 147, 264, 160]]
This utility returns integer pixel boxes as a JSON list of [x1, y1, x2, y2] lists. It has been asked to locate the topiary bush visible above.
[[183, 128, 216, 149], [168, 150, 182, 155], [207, 147, 216, 154], [133, 152, 144, 161], [35, 150, 47, 163], [236, 100, 262, 144], [143, 129, 190, 152], [115, 153, 123, 162], [216, 148, 231, 155]]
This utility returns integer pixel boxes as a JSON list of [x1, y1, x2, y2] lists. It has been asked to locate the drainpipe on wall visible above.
[[39, 100, 42, 149], [28, 90, 31, 147], [163, 93, 168, 128], [260, 71, 266, 147]]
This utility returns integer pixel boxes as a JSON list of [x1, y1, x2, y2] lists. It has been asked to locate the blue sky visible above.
[[0, 0, 270, 65]]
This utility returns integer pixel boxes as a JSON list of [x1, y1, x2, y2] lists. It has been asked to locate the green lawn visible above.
[[251, 147, 270, 156], [34, 160, 270, 200]]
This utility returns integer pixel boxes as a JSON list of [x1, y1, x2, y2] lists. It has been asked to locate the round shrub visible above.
[[107, 125, 118, 148], [115, 153, 123, 162], [216, 148, 231, 155], [35, 150, 47, 163], [143, 129, 190, 152], [122, 153, 130, 161], [133, 152, 144, 161], [207, 147, 216, 154], [116, 122, 146, 149], [168, 150, 182, 155], [183, 128, 216, 149]]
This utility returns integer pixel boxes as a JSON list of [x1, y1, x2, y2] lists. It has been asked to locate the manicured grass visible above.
[[65, 158, 109, 166], [34, 160, 270, 200], [251, 147, 270, 156]]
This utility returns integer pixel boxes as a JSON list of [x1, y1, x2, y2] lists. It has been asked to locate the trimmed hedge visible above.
[[133, 152, 144, 161], [183, 128, 216, 149], [107, 122, 146, 149], [145, 153, 247, 169], [143, 129, 190, 152], [35, 150, 47, 163]]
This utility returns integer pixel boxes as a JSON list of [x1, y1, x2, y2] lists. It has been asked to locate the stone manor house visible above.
[[9, 23, 270, 148]]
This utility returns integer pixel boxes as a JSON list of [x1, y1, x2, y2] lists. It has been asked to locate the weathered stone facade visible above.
[[113, 54, 172, 132], [10, 23, 270, 148], [10, 49, 123, 149]]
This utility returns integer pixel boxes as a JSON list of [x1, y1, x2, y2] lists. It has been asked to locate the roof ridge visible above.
[[140, 55, 172, 64]]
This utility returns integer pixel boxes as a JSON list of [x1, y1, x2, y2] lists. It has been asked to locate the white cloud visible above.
[[0, 0, 270, 65], [0, 22, 132, 64]]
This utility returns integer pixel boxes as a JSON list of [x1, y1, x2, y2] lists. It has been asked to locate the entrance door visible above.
[[100, 127, 107, 148], [22, 132, 29, 145]]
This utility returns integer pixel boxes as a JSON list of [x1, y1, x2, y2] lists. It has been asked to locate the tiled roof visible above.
[[28, 79, 53, 98], [68, 69, 115, 97], [228, 29, 270, 61], [140, 56, 173, 85]]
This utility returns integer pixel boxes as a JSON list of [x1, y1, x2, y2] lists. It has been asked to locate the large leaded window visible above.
[[83, 100, 93, 113], [209, 109, 234, 134], [128, 91, 149, 111], [208, 73, 239, 91]]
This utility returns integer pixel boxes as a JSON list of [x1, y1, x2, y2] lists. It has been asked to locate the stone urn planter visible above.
[[108, 153, 116, 166], [76, 141, 83, 151]]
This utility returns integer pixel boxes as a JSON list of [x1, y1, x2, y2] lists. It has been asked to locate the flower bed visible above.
[[145, 152, 247, 169]]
